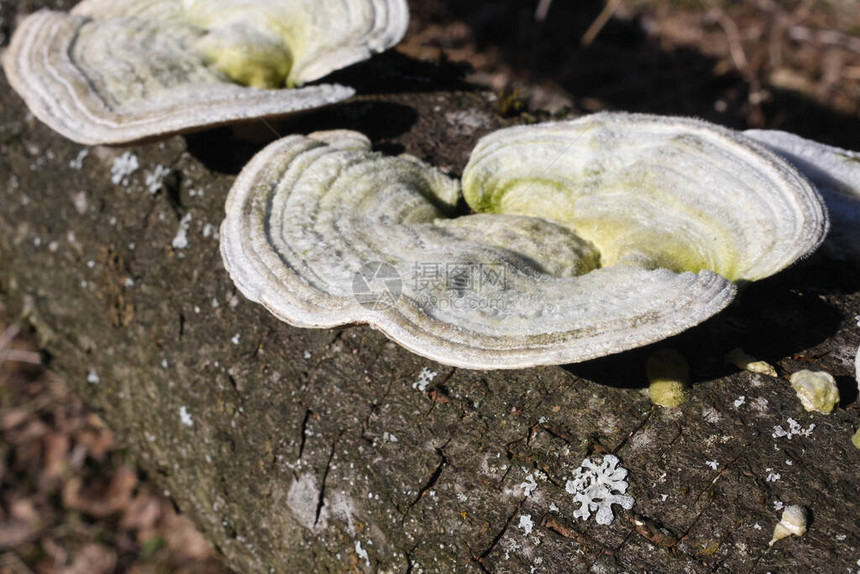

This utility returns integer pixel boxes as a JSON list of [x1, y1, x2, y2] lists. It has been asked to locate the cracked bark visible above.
[[1, 1, 860, 572]]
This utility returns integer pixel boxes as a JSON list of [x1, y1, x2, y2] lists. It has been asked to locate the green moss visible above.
[[493, 88, 526, 118], [852, 428, 860, 450]]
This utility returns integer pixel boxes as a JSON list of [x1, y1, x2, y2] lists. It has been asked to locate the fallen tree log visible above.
[[1, 3, 859, 572]]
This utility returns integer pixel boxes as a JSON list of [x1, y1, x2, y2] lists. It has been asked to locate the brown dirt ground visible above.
[[0, 304, 232, 574]]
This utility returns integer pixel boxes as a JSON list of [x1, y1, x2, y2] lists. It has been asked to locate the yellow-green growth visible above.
[[853, 427, 860, 450], [725, 348, 777, 377], [789, 370, 840, 414], [646, 349, 690, 408], [194, 25, 293, 89]]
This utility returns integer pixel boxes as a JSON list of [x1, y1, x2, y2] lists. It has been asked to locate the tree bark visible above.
[[1, 2, 859, 572]]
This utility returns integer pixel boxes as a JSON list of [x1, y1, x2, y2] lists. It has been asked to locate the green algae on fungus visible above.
[[464, 114, 828, 283], [1, 0, 408, 144], [220, 115, 828, 369]]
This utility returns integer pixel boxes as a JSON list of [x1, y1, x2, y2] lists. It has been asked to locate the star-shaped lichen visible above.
[[565, 454, 634, 525]]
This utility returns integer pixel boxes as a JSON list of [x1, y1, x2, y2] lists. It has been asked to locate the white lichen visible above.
[[772, 418, 815, 440], [69, 147, 89, 170], [86, 370, 100, 384], [355, 541, 371, 568], [518, 514, 534, 536], [179, 406, 194, 427], [702, 406, 722, 424], [520, 473, 538, 497], [172, 213, 193, 250], [565, 454, 634, 525], [445, 109, 492, 136], [110, 151, 139, 186], [145, 164, 171, 194], [412, 367, 437, 392], [752, 397, 769, 415]]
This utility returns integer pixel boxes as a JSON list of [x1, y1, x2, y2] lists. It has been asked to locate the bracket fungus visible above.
[[745, 130, 860, 265], [1, 0, 408, 144], [789, 370, 840, 414], [769, 505, 808, 546], [646, 349, 691, 408], [725, 348, 777, 378], [220, 113, 828, 370]]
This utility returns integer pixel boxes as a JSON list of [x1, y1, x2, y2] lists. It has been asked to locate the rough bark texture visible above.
[[2, 2, 860, 572]]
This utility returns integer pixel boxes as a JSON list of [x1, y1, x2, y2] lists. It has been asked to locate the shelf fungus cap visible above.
[[745, 130, 860, 265], [1, 0, 408, 144], [220, 114, 827, 370]]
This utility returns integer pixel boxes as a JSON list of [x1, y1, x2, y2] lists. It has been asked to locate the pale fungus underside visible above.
[[220, 113, 829, 370], [0, 0, 408, 144]]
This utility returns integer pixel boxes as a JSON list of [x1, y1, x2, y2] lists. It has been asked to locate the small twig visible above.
[[534, 0, 553, 22], [581, 0, 623, 47], [843, 66, 860, 80], [757, 0, 813, 70], [0, 552, 36, 574], [705, 3, 751, 77], [0, 349, 41, 366], [787, 25, 860, 55], [0, 325, 20, 352]]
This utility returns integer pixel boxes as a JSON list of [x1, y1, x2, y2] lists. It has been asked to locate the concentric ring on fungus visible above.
[[1, 0, 409, 144], [220, 113, 829, 369]]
